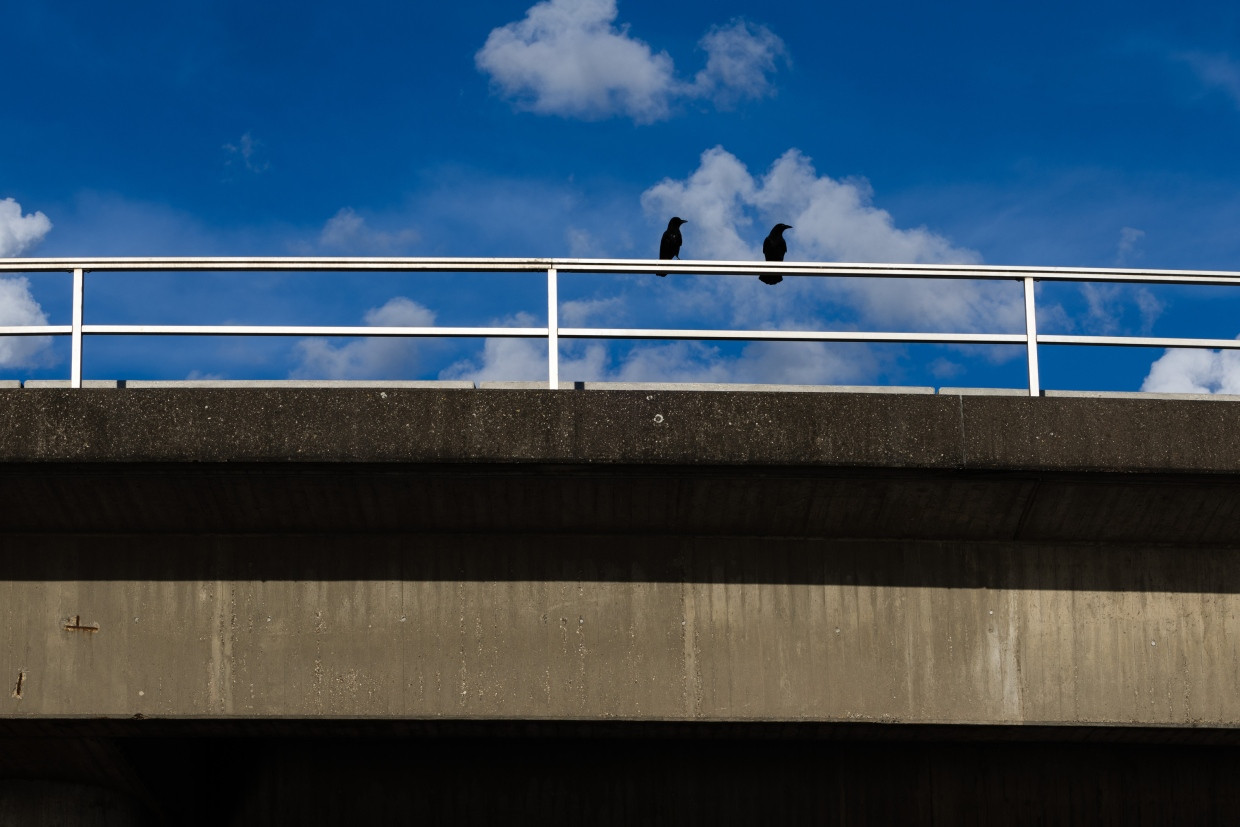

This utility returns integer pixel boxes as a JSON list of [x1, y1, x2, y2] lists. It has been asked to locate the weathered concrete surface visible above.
[[2, 389, 1240, 730], [1, 389, 1240, 542], [5, 534, 1240, 726], [1, 387, 1240, 471]]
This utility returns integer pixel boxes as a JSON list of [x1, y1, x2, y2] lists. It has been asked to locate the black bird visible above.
[[760, 224, 792, 285], [657, 217, 687, 277]]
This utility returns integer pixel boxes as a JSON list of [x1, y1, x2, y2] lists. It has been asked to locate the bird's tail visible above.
[[656, 272, 667, 278], [759, 273, 783, 285]]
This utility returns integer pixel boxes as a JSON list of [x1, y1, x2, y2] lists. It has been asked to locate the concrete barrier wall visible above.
[[3, 389, 1240, 731], [6, 534, 1239, 727]]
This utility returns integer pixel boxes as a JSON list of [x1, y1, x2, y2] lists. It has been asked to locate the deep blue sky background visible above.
[[5, 0, 1240, 390]]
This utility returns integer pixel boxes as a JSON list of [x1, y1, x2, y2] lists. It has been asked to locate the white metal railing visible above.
[[3, 257, 1240, 395]]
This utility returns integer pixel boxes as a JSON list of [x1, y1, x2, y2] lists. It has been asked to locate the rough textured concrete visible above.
[[2, 388, 1240, 732], [2, 387, 1240, 471], [5, 534, 1240, 726]]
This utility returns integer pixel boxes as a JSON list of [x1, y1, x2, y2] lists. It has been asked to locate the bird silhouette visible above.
[[760, 224, 792, 285], [657, 217, 687, 277]]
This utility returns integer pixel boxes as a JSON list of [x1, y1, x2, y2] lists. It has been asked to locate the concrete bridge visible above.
[[4, 385, 1240, 823]]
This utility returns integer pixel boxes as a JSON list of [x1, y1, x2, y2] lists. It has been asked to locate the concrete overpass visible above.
[[4, 385, 1240, 823]]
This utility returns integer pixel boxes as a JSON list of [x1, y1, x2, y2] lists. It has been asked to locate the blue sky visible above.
[[5, 0, 1240, 390]]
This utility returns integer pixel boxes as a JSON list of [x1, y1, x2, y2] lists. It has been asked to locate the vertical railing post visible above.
[[1023, 276, 1040, 397], [70, 267, 84, 389], [547, 266, 559, 390]]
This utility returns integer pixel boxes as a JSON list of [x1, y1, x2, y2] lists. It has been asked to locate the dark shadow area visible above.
[[2, 463, 1240, 546], [4, 529, 1240, 593], [5, 724, 1240, 825]]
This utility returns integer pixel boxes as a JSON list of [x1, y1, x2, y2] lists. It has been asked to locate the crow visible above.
[[760, 224, 792, 285], [657, 217, 687, 277]]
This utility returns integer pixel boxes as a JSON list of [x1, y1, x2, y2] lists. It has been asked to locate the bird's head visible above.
[[774, 223, 792, 234], [668, 217, 688, 228]]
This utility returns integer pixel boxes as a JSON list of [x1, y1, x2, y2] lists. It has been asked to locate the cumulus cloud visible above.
[[0, 198, 55, 368], [643, 146, 980, 266], [0, 276, 55, 369], [0, 197, 52, 257], [1142, 343, 1240, 394], [476, 0, 785, 122], [439, 312, 609, 382], [691, 20, 788, 108], [290, 297, 436, 379], [639, 146, 1024, 337], [441, 328, 876, 386], [317, 207, 419, 254]]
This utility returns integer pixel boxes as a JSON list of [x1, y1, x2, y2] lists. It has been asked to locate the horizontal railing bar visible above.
[[0, 257, 556, 273], [560, 328, 1027, 345], [21, 324, 1235, 350], [0, 326, 72, 335], [1039, 334, 1240, 349], [4, 256, 1240, 285], [81, 325, 548, 338], [556, 262, 1240, 285]]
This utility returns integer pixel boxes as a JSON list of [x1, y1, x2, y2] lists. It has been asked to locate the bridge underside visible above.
[[3, 388, 1240, 823]]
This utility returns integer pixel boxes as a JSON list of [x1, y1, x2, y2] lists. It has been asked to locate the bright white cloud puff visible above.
[[0, 197, 52, 257], [640, 146, 1023, 336], [0, 198, 54, 368], [290, 297, 437, 380], [318, 208, 419, 254], [476, 0, 786, 122], [1142, 344, 1240, 395], [0, 276, 54, 369]]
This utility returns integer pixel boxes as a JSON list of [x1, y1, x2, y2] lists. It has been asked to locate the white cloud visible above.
[[0, 276, 54, 369], [639, 146, 1023, 337], [289, 297, 436, 379], [1080, 284, 1123, 334], [1135, 288, 1164, 332], [439, 311, 610, 382], [0, 199, 55, 368], [318, 207, 419, 254], [440, 306, 878, 386], [642, 146, 980, 266], [1142, 343, 1240, 394], [441, 333, 876, 386], [1117, 226, 1145, 264], [0, 197, 52, 257], [613, 340, 876, 385], [691, 20, 788, 107], [476, 0, 785, 122], [565, 227, 603, 257], [561, 296, 625, 326], [1072, 282, 1163, 336], [223, 132, 269, 173]]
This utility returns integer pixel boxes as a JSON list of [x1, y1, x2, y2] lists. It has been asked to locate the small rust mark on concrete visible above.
[[12, 671, 24, 699], [64, 615, 99, 633]]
